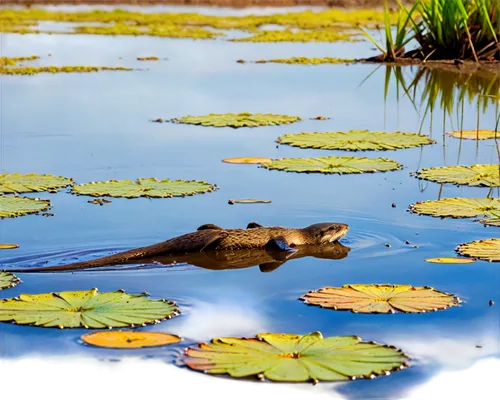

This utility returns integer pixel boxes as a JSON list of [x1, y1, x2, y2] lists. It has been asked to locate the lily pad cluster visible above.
[[170, 112, 301, 128], [277, 130, 435, 151], [415, 164, 500, 187], [0, 173, 217, 218]]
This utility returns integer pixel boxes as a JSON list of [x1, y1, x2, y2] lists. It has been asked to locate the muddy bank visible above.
[[2, 0, 400, 9]]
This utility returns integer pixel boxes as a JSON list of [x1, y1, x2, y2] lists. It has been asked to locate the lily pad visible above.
[[0, 196, 51, 218], [456, 238, 500, 262], [0, 173, 73, 194], [249, 57, 356, 65], [0, 244, 19, 249], [415, 165, 500, 187], [0, 272, 21, 291], [447, 129, 500, 140], [425, 257, 475, 264], [301, 284, 460, 313], [81, 330, 181, 348], [72, 178, 216, 198], [481, 217, 500, 227], [228, 199, 271, 204], [0, 289, 179, 329], [184, 331, 409, 382], [261, 156, 401, 174], [170, 113, 301, 128], [277, 131, 435, 151], [222, 157, 272, 164], [409, 197, 500, 219]]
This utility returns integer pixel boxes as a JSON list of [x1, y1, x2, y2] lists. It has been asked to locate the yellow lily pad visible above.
[[184, 331, 409, 382], [0, 244, 19, 249], [409, 197, 500, 219], [0, 173, 73, 194], [301, 284, 460, 314], [0, 272, 20, 291], [0, 196, 51, 218], [171, 112, 301, 128], [222, 157, 272, 164], [261, 156, 401, 174], [246, 57, 356, 65], [456, 238, 500, 262], [447, 129, 500, 140], [81, 330, 181, 349], [72, 178, 216, 198], [232, 30, 358, 43], [0, 289, 179, 329], [416, 165, 500, 187], [425, 257, 475, 264], [277, 131, 435, 151]]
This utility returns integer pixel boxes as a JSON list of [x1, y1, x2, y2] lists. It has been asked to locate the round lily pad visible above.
[[170, 112, 301, 128], [184, 331, 409, 382], [72, 178, 216, 198], [409, 197, 500, 219], [301, 284, 460, 313], [416, 165, 500, 187], [0, 196, 51, 218], [456, 238, 500, 262], [0, 173, 73, 194], [0, 272, 21, 291], [261, 156, 401, 174], [277, 131, 435, 151], [0, 289, 179, 329], [81, 330, 181, 348], [447, 129, 499, 140]]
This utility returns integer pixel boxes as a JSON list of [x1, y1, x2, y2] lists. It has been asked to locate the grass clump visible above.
[[363, 0, 499, 62]]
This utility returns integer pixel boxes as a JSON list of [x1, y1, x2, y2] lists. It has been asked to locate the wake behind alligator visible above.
[[9, 222, 349, 273]]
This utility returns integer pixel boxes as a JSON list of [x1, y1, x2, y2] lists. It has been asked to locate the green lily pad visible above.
[[409, 197, 500, 219], [415, 165, 500, 187], [0, 289, 179, 329], [232, 30, 358, 43], [261, 156, 401, 174], [0, 173, 73, 194], [0, 272, 21, 291], [456, 238, 500, 262], [170, 112, 301, 128], [277, 131, 435, 151], [72, 178, 216, 198], [0, 196, 51, 218], [184, 331, 410, 382]]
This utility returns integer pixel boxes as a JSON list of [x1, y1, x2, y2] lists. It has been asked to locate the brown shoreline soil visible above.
[[359, 58, 500, 74], [1, 0, 400, 8]]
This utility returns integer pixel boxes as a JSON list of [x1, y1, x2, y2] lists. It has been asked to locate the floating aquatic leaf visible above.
[[0, 66, 132, 76], [72, 178, 216, 198], [228, 199, 271, 204], [184, 331, 409, 382], [0, 173, 73, 194], [0, 196, 51, 218], [277, 131, 435, 151], [425, 257, 475, 264], [481, 217, 500, 226], [301, 284, 460, 313], [81, 330, 181, 348], [232, 30, 358, 43], [261, 156, 401, 174], [456, 238, 500, 262], [246, 57, 356, 65], [416, 165, 500, 187], [0, 289, 179, 329], [0, 244, 19, 249], [0, 272, 20, 291], [222, 157, 272, 164], [409, 197, 500, 219], [171, 113, 301, 128], [447, 129, 500, 140], [137, 56, 159, 61]]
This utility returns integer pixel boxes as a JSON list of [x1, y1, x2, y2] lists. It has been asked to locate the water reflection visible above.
[[30, 242, 350, 273]]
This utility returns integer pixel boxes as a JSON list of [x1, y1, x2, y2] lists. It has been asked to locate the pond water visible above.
[[0, 7, 499, 399]]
